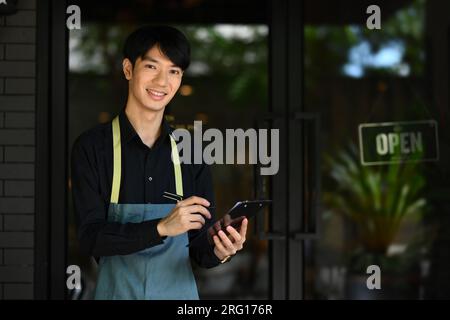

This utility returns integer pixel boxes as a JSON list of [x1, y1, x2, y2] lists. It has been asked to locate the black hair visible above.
[[123, 25, 191, 70]]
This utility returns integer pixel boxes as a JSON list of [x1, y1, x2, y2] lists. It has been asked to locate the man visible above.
[[71, 25, 248, 300]]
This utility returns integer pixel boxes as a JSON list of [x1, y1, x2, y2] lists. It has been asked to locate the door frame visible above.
[[34, 0, 307, 300], [35, 0, 68, 300], [268, 0, 306, 300]]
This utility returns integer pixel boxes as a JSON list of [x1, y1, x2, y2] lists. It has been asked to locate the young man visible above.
[[71, 25, 248, 300]]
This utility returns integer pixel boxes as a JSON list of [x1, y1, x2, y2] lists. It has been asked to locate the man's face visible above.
[[123, 45, 183, 112]]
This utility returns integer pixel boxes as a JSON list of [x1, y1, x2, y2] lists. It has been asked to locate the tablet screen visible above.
[[188, 200, 271, 247]]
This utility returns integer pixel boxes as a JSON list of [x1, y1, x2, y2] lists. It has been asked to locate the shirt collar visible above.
[[119, 109, 172, 147]]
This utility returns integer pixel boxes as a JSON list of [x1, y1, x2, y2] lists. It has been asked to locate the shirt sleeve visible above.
[[71, 134, 166, 257], [188, 163, 221, 268]]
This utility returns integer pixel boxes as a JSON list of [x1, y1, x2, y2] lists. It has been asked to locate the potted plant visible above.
[[323, 143, 428, 299]]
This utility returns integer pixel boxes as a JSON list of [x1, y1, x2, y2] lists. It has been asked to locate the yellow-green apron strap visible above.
[[110, 115, 183, 202], [170, 134, 184, 197], [111, 116, 121, 204]]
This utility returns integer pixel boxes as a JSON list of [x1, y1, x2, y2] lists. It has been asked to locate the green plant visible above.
[[324, 143, 427, 257]]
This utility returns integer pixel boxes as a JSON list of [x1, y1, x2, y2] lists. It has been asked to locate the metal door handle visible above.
[[254, 114, 287, 241], [290, 112, 321, 240]]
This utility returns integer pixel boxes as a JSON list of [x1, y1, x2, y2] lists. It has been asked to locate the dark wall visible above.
[[0, 0, 36, 300]]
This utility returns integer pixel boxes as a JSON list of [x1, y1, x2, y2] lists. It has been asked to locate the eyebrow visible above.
[[141, 55, 180, 69]]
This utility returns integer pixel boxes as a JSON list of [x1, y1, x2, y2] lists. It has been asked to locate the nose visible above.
[[154, 70, 168, 87]]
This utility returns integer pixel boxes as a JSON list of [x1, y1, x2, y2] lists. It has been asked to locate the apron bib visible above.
[[94, 116, 199, 300]]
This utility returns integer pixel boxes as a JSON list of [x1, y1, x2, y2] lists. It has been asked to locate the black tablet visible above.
[[187, 200, 272, 247]]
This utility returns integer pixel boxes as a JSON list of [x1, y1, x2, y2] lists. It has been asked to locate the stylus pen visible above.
[[163, 195, 216, 209], [163, 191, 215, 208]]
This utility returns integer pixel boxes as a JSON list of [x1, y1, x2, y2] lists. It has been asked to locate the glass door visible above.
[[303, 0, 450, 299], [67, 0, 271, 300]]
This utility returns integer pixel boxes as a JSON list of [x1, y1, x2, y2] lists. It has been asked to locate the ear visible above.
[[122, 58, 133, 80]]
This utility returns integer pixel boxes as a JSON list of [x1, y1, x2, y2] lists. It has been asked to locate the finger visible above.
[[179, 196, 210, 208], [213, 235, 228, 255], [226, 226, 242, 243], [239, 218, 248, 239], [214, 221, 222, 232], [189, 213, 206, 226], [189, 221, 204, 230], [223, 214, 231, 225], [185, 205, 211, 219], [218, 230, 236, 253]]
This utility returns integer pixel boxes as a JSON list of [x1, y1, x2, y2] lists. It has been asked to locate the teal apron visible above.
[[94, 116, 199, 300]]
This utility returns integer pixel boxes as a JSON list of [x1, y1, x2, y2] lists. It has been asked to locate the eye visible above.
[[170, 69, 181, 75], [145, 64, 156, 69]]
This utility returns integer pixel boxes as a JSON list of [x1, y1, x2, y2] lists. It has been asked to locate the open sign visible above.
[[358, 120, 439, 166]]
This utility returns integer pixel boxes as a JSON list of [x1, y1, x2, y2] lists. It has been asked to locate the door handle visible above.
[[290, 112, 321, 240], [253, 114, 287, 241], [252, 112, 321, 240]]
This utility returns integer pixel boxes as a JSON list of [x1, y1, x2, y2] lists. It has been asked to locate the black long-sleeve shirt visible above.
[[71, 109, 220, 268]]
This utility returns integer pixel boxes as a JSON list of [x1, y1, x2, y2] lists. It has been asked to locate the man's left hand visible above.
[[213, 218, 248, 261]]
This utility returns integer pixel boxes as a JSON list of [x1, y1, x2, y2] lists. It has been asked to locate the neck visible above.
[[124, 101, 164, 148]]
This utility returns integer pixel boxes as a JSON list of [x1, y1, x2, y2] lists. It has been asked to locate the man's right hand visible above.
[[157, 196, 212, 237]]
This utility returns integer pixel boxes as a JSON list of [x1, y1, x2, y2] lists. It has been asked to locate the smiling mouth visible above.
[[146, 88, 167, 97]]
